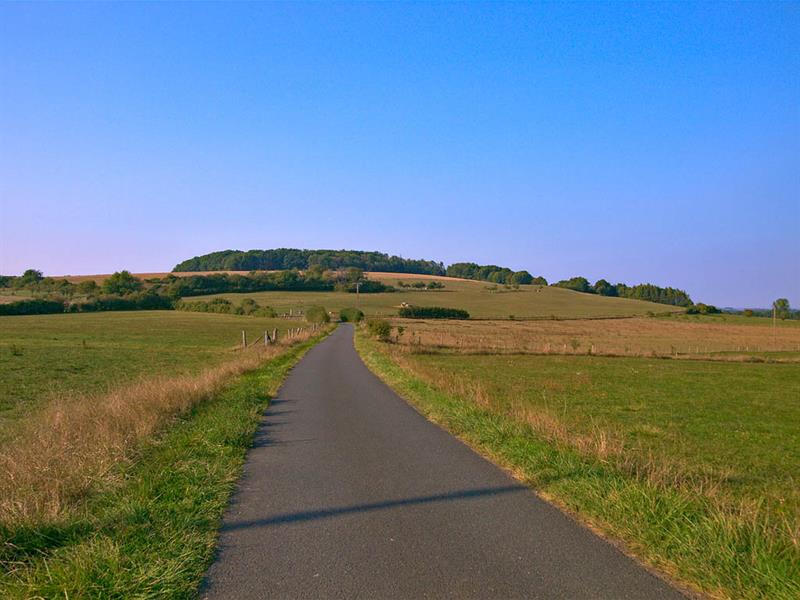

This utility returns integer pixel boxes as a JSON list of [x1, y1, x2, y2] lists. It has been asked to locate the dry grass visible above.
[[391, 316, 800, 360], [0, 328, 320, 525]]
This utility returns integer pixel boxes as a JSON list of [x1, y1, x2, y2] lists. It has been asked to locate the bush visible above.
[[686, 303, 720, 315], [102, 271, 143, 295], [305, 305, 330, 324], [174, 298, 233, 314], [340, 307, 364, 323], [367, 319, 391, 340], [252, 306, 277, 318], [0, 298, 64, 316], [397, 306, 469, 319], [343, 281, 394, 293]]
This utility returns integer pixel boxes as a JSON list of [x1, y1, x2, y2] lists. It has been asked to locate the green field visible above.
[[404, 352, 800, 514], [666, 312, 800, 328], [192, 274, 675, 319], [0, 311, 304, 428], [357, 333, 800, 599]]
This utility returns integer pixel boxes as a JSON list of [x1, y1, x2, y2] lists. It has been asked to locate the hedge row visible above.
[[397, 306, 470, 319]]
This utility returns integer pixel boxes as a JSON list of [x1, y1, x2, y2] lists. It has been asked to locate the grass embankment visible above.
[[356, 332, 800, 600], [193, 272, 673, 319], [0, 311, 303, 428], [0, 330, 327, 598]]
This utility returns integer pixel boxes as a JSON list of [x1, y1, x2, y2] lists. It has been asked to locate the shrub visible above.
[[340, 307, 364, 323], [305, 305, 330, 324], [252, 306, 277, 318], [0, 298, 65, 316], [367, 319, 392, 340], [102, 270, 143, 295], [397, 306, 470, 319], [344, 281, 394, 293], [686, 303, 720, 315], [76, 280, 99, 295], [239, 298, 260, 315], [174, 298, 232, 314]]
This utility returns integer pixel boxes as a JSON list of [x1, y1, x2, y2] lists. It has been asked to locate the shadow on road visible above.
[[221, 484, 527, 532]]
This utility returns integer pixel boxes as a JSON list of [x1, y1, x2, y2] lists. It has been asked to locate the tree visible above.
[[102, 271, 142, 295], [17, 269, 43, 286], [344, 267, 364, 283], [773, 298, 790, 320], [553, 276, 593, 293], [510, 270, 533, 285], [593, 279, 617, 296]]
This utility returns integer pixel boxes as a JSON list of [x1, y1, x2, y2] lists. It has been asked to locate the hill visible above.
[[193, 272, 678, 319], [173, 248, 445, 275]]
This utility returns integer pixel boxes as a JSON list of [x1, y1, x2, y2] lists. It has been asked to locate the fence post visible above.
[[264, 331, 268, 346], [273, 328, 277, 343], [242, 330, 247, 349]]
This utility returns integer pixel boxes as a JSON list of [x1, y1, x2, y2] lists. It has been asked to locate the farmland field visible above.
[[389, 314, 800, 359], [0, 310, 305, 429], [191, 272, 676, 319]]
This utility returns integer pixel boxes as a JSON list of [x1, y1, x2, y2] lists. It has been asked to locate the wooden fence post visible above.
[[242, 330, 247, 349]]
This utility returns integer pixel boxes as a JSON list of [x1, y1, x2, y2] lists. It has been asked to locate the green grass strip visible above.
[[355, 333, 799, 600], [0, 333, 326, 599]]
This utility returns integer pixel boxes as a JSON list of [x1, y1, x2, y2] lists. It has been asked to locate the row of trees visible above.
[[173, 249, 446, 275], [0, 268, 395, 301], [0, 269, 395, 316], [552, 276, 693, 307], [445, 263, 547, 286]]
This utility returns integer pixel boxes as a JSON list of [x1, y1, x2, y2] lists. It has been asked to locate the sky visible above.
[[1, 2, 797, 308]]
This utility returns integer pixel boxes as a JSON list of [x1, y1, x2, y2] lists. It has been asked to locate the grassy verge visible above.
[[0, 332, 326, 598], [355, 332, 799, 600]]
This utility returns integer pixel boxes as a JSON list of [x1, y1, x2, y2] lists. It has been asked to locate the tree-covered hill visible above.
[[173, 249, 445, 275]]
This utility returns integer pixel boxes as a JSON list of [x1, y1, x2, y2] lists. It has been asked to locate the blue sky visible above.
[[1, 2, 797, 307]]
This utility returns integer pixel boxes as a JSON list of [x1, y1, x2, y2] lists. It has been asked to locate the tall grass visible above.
[[0, 329, 320, 525]]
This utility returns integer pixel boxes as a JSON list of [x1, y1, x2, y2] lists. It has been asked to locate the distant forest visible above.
[[173, 248, 692, 307], [173, 249, 445, 275]]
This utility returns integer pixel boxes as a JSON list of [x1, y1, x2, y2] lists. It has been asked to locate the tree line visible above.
[[552, 276, 693, 307], [445, 263, 547, 286], [0, 268, 392, 316], [173, 248, 446, 275]]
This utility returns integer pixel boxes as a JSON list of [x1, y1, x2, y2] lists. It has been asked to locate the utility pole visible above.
[[356, 281, 360, 308]]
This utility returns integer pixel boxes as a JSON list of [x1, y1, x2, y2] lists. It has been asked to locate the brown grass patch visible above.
[[392, 317, 800, 360]]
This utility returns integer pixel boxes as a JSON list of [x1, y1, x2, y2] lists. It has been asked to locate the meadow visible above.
[[357, 315, 800, 599], [193, 272, 675, 319], [0, 310, 303, 429]]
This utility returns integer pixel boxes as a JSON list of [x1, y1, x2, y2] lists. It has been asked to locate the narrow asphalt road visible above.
[[202, 324, 683, 599]]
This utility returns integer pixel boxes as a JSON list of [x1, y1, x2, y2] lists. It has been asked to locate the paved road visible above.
[[202, 324, 683, 599]]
